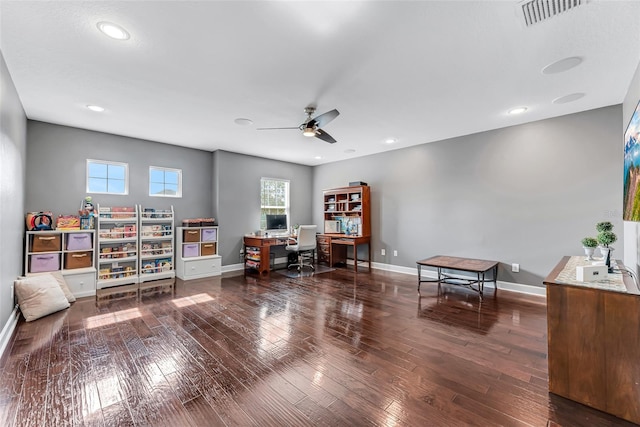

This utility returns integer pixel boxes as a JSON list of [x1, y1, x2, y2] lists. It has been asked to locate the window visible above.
[[149, 166, 182, 197], [260, 178, 289, 229], [86, 159, 128, 195]]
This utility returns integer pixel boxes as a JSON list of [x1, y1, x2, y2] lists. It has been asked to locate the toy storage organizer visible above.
[[138, 205, 175, 293], [96, 205, 175, 299], [25, 230, 95, 273], [175, 226, 221, 280], [24, 230, 97, 298]]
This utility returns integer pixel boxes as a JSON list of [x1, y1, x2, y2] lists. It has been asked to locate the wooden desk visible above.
[[243, 235, 292, 276], [545, 256, 640, 425], [318, 234, 371, 273], [416, 255, 498, 298]]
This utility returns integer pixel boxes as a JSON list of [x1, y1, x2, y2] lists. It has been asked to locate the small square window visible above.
[[149, 166, 182, 198], [86, 160, 128, 195]]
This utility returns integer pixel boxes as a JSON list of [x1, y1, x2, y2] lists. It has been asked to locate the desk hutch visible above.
[[317, 184, 371, 272]]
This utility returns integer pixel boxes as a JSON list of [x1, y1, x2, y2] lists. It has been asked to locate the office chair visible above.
[[286, 225, 317, 271]]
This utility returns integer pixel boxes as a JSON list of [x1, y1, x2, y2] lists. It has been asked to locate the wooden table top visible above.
[[319, 234, 371, 244], [416, 255, 499, 273], [544, 255, 640, 295]]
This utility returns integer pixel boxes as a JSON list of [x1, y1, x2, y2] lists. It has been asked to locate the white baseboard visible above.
[[493, 280, 546, 296], [0, 305, 20, 359], [74, 290, 96, 299], [222, 263, 244, 274], [370, 261, 417, 275]]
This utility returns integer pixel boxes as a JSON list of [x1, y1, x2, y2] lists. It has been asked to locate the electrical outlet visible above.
[[393, 250, 398, 257], [512, 263, 520, 273], [381, 248, 385, 256]]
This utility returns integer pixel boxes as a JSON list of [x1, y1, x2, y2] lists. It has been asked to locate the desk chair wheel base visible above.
[[288, 253, 315, 272], [289, 265, 315, 272]]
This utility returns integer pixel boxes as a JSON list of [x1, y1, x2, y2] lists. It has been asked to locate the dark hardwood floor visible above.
[[0, 268, 635, 426]]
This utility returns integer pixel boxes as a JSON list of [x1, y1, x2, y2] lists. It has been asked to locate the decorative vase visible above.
[[583, 246, 595, 261]]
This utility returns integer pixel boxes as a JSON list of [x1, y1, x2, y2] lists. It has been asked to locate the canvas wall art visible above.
[[624, 99, 640, 221]]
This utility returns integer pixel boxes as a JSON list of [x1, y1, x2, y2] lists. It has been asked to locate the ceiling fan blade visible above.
[[313, 109, 339, 128], [315, 128, 337, 144], [256, 127, 300, 130]]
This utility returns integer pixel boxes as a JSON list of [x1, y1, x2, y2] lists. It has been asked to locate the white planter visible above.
[[583, 246, 595, 260]]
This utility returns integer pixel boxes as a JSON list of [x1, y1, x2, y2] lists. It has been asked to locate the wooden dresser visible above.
[[544, 256, 640, 425]]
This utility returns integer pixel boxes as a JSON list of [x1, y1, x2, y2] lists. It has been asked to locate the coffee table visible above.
[[416, 255, 499, 298]]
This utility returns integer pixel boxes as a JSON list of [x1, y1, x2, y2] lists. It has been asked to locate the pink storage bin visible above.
[[30, 253, 60, 273], [201, 228, 217, 242], [182, 243, 199, 258], [66, 233, 93, 250]]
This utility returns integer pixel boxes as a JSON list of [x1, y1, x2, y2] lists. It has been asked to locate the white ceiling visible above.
[[1, 1, 639, 166]]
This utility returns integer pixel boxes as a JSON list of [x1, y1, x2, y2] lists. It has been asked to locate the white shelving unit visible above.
[[176, 226, 221, 280], [96, 205, 139, 296], [24, 229, 97, 298], [138, 206, 175, 293]]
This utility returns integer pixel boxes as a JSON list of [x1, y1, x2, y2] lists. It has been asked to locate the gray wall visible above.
[[24, 124, 314, 270], [314, 106, 623, 287], [0, 51, 27, 330], [26, 121, 213, 223], [623, 61, 640, 273], [215, 150, 313, 266]]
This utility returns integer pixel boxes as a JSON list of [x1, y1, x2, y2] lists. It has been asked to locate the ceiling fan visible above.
[[257, 106, 340, 144]]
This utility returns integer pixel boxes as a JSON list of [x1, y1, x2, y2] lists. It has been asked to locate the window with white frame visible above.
[[149, 166, 182, 197], [86, 159, 128, 195], [260, 178, 290, 229]]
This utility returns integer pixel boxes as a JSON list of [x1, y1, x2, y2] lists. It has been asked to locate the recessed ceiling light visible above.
[[86, 105, 105, 112], [344, 149, 356, 154], [97, 22, 130, 40], [314, 156, 322, 160], [234, 118, 253, 126], [542, 56, 583, 75], [508, 107, 528, 115], [552, 93, 585, 104], [384, 138, 397, 144]]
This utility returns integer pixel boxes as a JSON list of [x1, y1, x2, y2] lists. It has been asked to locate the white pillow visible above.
[[19, 271, 76, 303], [14, 275, 70, 322]]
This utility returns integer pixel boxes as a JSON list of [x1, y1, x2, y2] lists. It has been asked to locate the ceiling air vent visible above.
[[519, 0, 587, 26]]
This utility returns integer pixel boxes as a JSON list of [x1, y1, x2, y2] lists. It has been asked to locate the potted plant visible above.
[[581, 237, 598, 260], [596, 221, 617, 272]]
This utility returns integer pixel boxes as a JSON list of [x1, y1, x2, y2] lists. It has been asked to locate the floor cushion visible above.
[[21, 271, 76, 303], [14, 274, 70, 322]]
